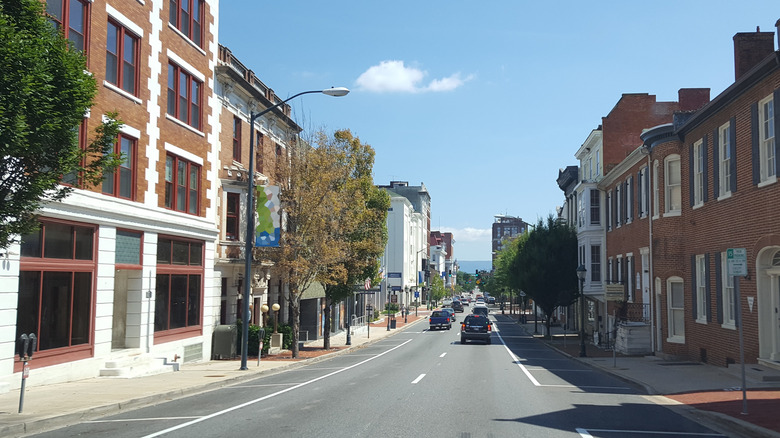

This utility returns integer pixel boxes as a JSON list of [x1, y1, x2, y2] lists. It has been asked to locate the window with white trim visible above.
[[696, 255, 706, 322], [721, 255, 735, 327], [595, 150, 601, 178], [638, 166, 648, 217], [759, 94, 776, 182], [106, 19, 140, 96], [665, 155, 681, 213], [719, 122, 732, 196], [169, 0, 204, 47], [625, 177, 633, 223], [167, 62, 202, 130], [590, 245, 601, 282], [589, 189, 600, 225], [606, 190, 612, 231], [615, 184, 622, 227], [653, 160, 660, 217], [667, 277, 685, 341], [102, 134, 136, 200], [693, 139, 704, 206], [165, 154, 200, 215]]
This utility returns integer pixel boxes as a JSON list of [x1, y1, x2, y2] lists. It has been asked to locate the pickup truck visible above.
[[429, 310, 452, 330]]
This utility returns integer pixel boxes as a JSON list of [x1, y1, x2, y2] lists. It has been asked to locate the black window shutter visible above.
[[644, 166, 650, 214], [637, 170, 642, 216], [715, 252, 723, 324], [691, 254, 697, 319], [628, 176, 634, 220], [630, 256, 636, 301], [774, 90, 780, 176], [751, 102, 760, 185], [712, 128, 719, 199], [730, 116, 737, 193], [705, 253, 711, 322], [623, 181, 628, 222], [702, 135, 709, 202], [689, 143, 695, 207]]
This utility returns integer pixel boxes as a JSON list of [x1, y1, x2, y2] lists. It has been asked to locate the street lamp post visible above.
[[577, 264, 587, 357], [240, 87, 349, 370], [404, 286, 409, 323]]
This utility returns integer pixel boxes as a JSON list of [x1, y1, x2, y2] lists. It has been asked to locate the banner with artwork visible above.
[[255, 185, 280, 247]]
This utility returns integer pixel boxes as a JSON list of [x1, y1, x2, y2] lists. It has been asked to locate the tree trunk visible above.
[[291, 299, 300, 358], [323, 296, 331, 350]]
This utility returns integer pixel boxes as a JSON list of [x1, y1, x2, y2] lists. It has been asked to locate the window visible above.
[[115, 229, 142, 266], [62, 119, 88, 187], [668, 278, 685, 341], [102, 134, 136, 200], [169, 0, 203, 46], [693, 139, 705, 206], [17, 220, 96, 354], [577, 193, 585, 228], [167, 63, 202, 130], [106, 20, 139, 96], [606, 190, 612, 231], [607, 258, 613, 283], [225, 192, 239, 240], [615, 184, 622, 226], [695, 254, 707, 322], [165, 155, 200, 214], [721, 255, 736, 327], [232, 116, 242, 161], [590, 245, 601, 282], [595, 150, 600, 177], [653, 160, 660, 217], [46, 0, 89, 53], [759, 94, 776, 182], [155, 237, 203, 334], [616, 256, 623, 284], [718, 122, 731, 196], [665, 155, 681, 213], [589, 189, 600, 225]]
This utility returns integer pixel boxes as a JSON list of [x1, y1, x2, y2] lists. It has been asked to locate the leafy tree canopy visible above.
[[0, 0, 122, 250]]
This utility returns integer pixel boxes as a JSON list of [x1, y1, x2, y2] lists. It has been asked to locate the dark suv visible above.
[[451, 300, 464, 312], [460, 314, 492, 344]]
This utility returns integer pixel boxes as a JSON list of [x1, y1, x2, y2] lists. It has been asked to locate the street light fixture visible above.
[[239, 87, 349, 370], [577, 264, 587, 357]]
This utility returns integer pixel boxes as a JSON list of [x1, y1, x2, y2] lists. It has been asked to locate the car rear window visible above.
[[464, 315, 488, 326], [432, 311, 445, 317]]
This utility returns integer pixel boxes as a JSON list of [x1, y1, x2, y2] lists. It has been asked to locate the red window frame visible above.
[[102, 134, 137, 200], [225, 192, 239, 240], [167, 62, 202, 130], [62, 119, 88, 187], [106, 19, 140, 96], [165, 154, 201, 215], [155, 236, 203, 342], [233, 116, 242, 161], [169, 0, 204, 47], [46, 0, 90, 54], [16, 219, 98, 370]]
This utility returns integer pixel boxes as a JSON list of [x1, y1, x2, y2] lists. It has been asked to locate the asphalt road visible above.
[[31, 312, 729, 438]]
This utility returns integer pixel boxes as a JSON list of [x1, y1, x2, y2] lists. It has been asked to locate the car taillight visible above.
[[461, 323, 465, 330], [446, 317, 450, 322], [429, 317, 432, 323], [487, 324, 492, 331]]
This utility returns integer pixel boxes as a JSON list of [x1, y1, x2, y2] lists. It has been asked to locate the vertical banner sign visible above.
[[256, 185, 281, 247]]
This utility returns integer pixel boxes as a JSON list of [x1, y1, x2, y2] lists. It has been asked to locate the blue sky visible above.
[[220, 1, 777, 261]]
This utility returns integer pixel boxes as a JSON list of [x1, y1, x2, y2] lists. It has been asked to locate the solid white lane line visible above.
[[89, 417, 199, 423], [411, 374, 426, 384], [439, 352, 446, 358], [141, 339, 413, 438], [495, 331, 541, 386], [579, 428, 723, 437]]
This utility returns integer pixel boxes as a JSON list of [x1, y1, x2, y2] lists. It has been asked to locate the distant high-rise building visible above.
[[492, 215, 529, 267]]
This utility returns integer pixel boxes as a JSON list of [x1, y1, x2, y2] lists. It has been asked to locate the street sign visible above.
[[605, 284, 624, 301], [414, 291, 419, 298], [388, 272, 402, 278], [391, 294, 398, 303], [727, 248, 747, 276]]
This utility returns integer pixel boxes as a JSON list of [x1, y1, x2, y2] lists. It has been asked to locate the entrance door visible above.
[[641, 252, 650, 320], [112, 270, 128, 350]]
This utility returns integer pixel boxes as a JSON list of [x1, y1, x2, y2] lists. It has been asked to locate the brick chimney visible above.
[[678, 88, 710, 111], [733, 28, 775, 81]]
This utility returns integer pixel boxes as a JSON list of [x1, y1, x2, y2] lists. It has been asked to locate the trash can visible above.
[[390, 319, 397, 329], [212, 325, 237, 359]]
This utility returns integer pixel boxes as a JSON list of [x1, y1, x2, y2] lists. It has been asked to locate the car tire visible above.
[[460, 337, 466, 344]]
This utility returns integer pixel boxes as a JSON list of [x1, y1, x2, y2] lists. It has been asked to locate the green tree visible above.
[[318, 130, 389, 350], [430, 274, 447, 305], [494, 232, 527, 313], [512, 215, 578, 337], [0, 0, 122, 250]]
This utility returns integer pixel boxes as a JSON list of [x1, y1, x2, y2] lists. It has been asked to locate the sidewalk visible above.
[[500, 312, 780, 438], [0, 310, 429, 437], [2, 308, 779, 437]]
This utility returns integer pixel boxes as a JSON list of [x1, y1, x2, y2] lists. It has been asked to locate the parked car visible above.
[[472, 304, 489, 317], [487, 296, 496, 305], [429, 310, 452, 330], [441, 307, 456, 322], [460, 314, 492, 344], [451, 300, 464, 312]]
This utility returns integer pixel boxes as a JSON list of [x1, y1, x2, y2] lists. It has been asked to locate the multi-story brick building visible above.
[[0, 0, 221, 389], [638, 28, 780, 366]]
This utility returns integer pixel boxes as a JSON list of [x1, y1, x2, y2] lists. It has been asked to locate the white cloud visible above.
[[439, 227, 491, 242], [355, 60, 472, 93]]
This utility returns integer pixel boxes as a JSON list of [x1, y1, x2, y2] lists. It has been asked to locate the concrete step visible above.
[[99, 353, 177, 378]]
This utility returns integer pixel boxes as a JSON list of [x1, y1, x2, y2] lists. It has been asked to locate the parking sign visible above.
[[727, 248, 747, 276]]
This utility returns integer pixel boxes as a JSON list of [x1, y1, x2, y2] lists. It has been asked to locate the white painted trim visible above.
[[102, 114, 141, 139], [167, 23, 207, 56], [167, 49, 206, 82], [165, 113, 206, 137], [106, 3, 144, 37], [102, 81, 143, 104], [165, 142, 204, 166]]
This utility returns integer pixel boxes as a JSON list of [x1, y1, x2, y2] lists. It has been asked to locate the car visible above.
[[429, 310, 452, 330], [442, 298, 453, 307], [487, 296, 496, 305], [460, 314, 492, 344], [451, 300, 464, 312], [475, 298, 485, 305], [472, 304, 489, 317], [441, 307, 456, 322]]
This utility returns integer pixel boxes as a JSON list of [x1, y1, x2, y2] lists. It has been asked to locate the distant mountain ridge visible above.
[[457, 260, 492, 274]]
